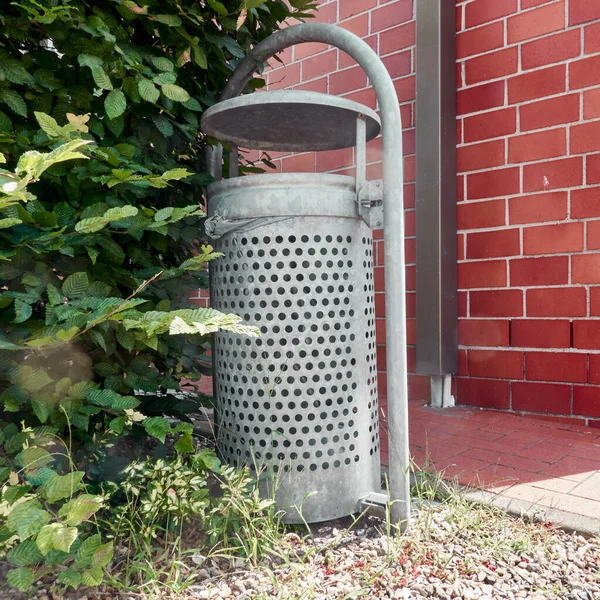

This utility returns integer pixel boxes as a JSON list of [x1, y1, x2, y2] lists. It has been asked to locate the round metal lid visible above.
[[201, 90, 381, 152]]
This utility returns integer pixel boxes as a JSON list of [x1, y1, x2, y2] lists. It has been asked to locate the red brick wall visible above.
[[231, 0, 600, 427]]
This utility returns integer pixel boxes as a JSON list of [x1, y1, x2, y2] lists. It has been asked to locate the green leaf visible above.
[[183, 96, 203, 111], [0, 89, 27, 117], [161, 84, 190, 103], [58, 494, 103, 526], [0, 218, 22, 229], [192, 46, 208, 69], [247, 0, 268, 7], [78, 53, 104, 68], [93, 542, 114, 567], [153, 13, 182, 26], [58, 568, 81, 588], [0, 110, 13, 132], [36, 523, 78, 555], [41, 472, 84, 503], [90, 66, 113, 91], [143, 416, 171, 443], [15, 367, 53, 392], [108, 416, 126, 434], [104, 90, 127, 119], [151, 56, 174, 72], [174, 430, 194, 453], [75, 534, 101, 568], [81, 565, 104, 587], [152, 115, 173, 137], [138, 78, 160, 103], [62, 272, 89, 297], [207, 0, 229, 15], [7, 541, 43, 567], [34, 112, 62, 137], [15, 447, 54, 471], [7, 501, 51, 540], [13, 299, 32, 324], [7, 567, 35, 592]]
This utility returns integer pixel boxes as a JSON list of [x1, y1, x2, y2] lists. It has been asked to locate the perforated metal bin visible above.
[[207, 173, 380, 522]]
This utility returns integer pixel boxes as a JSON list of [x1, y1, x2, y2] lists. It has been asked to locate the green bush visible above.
[[0, 0, 316, 592]]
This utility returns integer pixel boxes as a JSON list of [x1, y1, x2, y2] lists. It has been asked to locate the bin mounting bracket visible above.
[[358, 179, 383, 229]]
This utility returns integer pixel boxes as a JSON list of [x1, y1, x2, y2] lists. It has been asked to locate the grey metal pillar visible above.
[[415, 0, 458, 401], [207, 23, 410, 527]]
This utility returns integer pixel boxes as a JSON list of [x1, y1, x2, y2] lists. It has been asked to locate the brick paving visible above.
[[381, 400, 600, 521]]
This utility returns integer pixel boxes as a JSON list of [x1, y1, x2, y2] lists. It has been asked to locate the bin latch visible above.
[[358, 179, 383, 229]]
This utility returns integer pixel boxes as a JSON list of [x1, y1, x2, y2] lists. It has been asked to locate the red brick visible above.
[[521, 29, 580, 70], [583, 89, 600, 121], [465, 48, 518, 86], [381, 50, 412, 80], [294, 42, 329, 60], [523, 157, 583, 192], [294, 77, 328, 93], [393, 75, 416, 102], [510, 256, 569, 286], [465, 0, 518, 29], [457, 21, 504, 59], [572, 254, 600, 283], [522, 0, 555, 8], [315, 148, 353, 172], [379, 22, 416, 55], [570, 55, 600, 90], [339, 0, 376, 21], [584, 21, 600, 53], [458, 140, 505, 173], [523, 222, 584, 255], [339, 34, 377, 69], [586, 221, 600, 253], [371, 0, 413, 32], [339, 13, 369, 37], [467, 229, 520, 259], [588, 154, 600, 185], [457, 349, 468, 376], [572, 120, 600, 154], [508, 129, 566, 164], [508, 1, 565, 44], [281, 153, 315, 173], [457, 81, 505, 116], [405, 237, 415, 263], [464, 108, 517, 143], [456, 378, 510, 409], [467, 167, 520, 200], [408, 373, 430, 401], [571, 187, 600, 218], [520, 94, 580, 132], [458, 259, 507, 288], [512, 382, 572, 414], [457, 174, 465, 202], [511, 320, 571, 348], [592, 287, 600, 316], [570, 0, 600, 26], [471, 290, 524, 317], [457, 233, 465, 260], [268, 63, 300, 90], [573, 320, 600, 348], [457, 199, 506, 229], [405, 209, 415, 236], [469, 350, 524, 379], [329, 66, 366, 95], [458, 291, 468, 317], [526, 287, 587, 317], [301, 49, 337, 81], [526, 352, 587, 383], [573, 386, 600, 418], [509, 191, 568, 224], [508, 65, 566, 104], [458, 319, 510, 347], [406, 318, 416, 345]]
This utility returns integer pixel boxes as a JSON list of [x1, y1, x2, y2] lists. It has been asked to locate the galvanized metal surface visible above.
[[201, 90, 381, 152], [209, 176, 380, 523], [206, 22, 410, 527], [415, 0, 458, 377]]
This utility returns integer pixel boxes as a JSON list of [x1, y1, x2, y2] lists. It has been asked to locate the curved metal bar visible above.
[[208, 22, 410, 527]]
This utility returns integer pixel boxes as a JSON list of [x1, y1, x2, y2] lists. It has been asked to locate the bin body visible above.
[[208, 173, 380, 523]]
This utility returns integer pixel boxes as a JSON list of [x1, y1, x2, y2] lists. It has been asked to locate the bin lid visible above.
[[201, 90, 381, 152]]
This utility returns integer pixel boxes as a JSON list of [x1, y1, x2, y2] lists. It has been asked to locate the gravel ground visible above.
[[11, 498, 597, 600]]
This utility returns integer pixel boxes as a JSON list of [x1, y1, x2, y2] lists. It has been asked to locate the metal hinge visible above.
[[358, 179, 383, 229]]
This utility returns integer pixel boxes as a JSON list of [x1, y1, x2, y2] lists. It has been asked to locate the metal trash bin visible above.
[[201, 23, 410, 526]]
